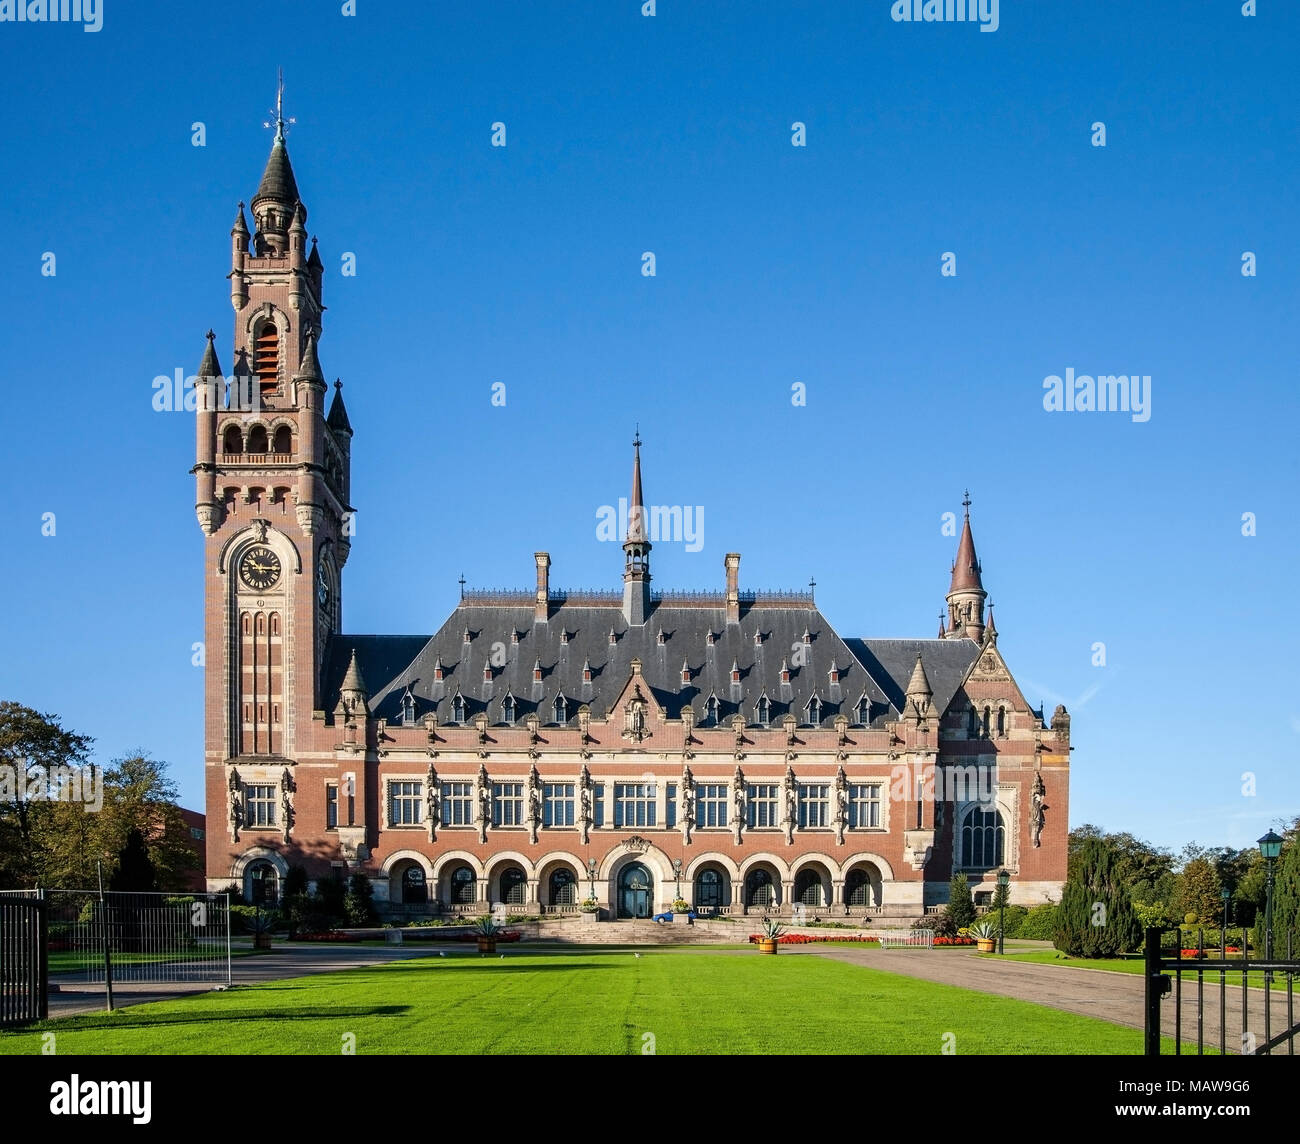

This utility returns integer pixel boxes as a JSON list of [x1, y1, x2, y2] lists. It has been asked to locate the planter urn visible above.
[[758, 939, 778, 955], [477, 937, 497, 954]]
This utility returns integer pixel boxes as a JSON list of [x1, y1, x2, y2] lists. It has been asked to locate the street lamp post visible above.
[[587, 857, 597, 901], [674, 858, 683, 901], [1220, 886, 1231, 952], [1258, 830, 1283, 966], [996, 868, 1010, 956]]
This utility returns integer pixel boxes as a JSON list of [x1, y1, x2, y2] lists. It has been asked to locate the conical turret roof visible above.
[[949, 491, 984, 594], [196, 330, 222, 379]]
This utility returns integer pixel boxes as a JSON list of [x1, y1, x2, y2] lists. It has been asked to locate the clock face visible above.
[[317, 564, 331, 609], [239, 545, 281, 592]]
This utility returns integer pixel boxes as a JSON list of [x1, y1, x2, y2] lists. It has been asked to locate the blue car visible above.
[[652, 909, 697, 923]]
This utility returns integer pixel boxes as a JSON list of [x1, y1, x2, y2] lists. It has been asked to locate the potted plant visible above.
[[249, 909, 280, 950], [969, 920, 997, 953], [757, 915, 785, 955], [471, 915, 500, 954], [578, 896, 600, 919], [672, 897, 690, 914]]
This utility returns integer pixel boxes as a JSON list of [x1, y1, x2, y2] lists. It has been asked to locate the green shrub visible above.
[[914, 912, 956, 938], [989, 904, 1028, 938], [945, 874, 977, 930], [1019, 903, 1058, 941], [1054, 839, 1142, 957], [344, 874, 377, 926]]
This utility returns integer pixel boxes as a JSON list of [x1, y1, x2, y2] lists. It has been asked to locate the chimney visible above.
[[534, 552, 550, 623], [725, 553, 741, 625]]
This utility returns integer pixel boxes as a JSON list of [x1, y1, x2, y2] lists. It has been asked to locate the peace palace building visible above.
[[195, 121, 1071, 922]]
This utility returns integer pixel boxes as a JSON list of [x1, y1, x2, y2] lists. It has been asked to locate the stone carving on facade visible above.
[[250, 517, 269, 543], [424, 714, 440, 758], [425, 764, 440, 841], [680, 708, 696, 761], [623, 689, 649, 743], [679, 765, 696, 843], [279, 767, 295, 843], [731, 714, 746, 760], [475, 712, 492, 757], [475, 763, 492, 844], [623, 835, 651, 853], [783, 764, 798, 845], [578, 706, 593, 759], [578, 764, 593, 845], [732, 765, 746, 845], [834, 765, 849, 846], [527, 764, 542, 844], [228, 767, 242, 843], [1031, 771, 1048, 849]]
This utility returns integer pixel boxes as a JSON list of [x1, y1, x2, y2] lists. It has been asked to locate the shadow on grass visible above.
[[15, 1005, 412, 1034]]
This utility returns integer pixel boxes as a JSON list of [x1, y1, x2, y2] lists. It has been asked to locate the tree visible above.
[[1177, 857, 1222, 927], [97, 753, 198, 891], [1054, 838, 1143, 957], [1268, 817, 1300, 949], [0, 702, 94, 888], [109, 829, 157, 892], [945, 873, 976, 930]]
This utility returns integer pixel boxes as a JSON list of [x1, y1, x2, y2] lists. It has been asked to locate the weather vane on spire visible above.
[[262, 69, 296, 139]]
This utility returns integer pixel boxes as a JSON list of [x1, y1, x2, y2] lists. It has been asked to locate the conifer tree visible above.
[[1054, 838, 1142, 957]]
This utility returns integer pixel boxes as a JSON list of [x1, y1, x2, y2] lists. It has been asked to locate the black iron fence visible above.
[[1144, 925, 1297, 1056], [0, 896, 47, 1026]]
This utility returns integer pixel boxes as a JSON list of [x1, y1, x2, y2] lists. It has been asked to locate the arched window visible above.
[[982, 706, 991, 738], [996, 706, 1006, 737], [499, 867, 526, 905], [967, 706, 979, 735], [553, 695, 567, 724], [222, 425, 243, 455], [795, 869, 824, 906], [401, 691, 416, 726], [451, 695, 465, 724], [756, 696, 770, 726], [254, 322, 279, 392], [962, 808, 1005, 870], [247, 425, 269, 454], [695, 868, 723, 908], [857, 698, 870, 725], [502, 695, 515, 725], [845, 867, 878, 907], [549, 868, 576, 905], [449, 865, 476, 905], [745, 868, 774, 907], [401, 865, 427, 904], [247, 860, 279, 905], [272, 425, 292, 454], [806, 696, 821, 726]]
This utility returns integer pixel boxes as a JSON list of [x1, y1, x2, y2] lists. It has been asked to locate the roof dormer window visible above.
[[656, 628, 666, 646], [553, 694, 568, 724], [779, 659, 790, 685], [483, 661, 493, 682], [828, 661, 839, 685], [433, 657, 444, 682], [680, 660, 691, 687], [582, 658, 592, 683], [806, 695, 821, 726], [705, 695, 720, 726], [502, 694, 515, 725], [730, 662, 741, 685], [756, 696, 770, 727], [451, 694, 465, 723], [857, 697, 871, 725], [533, 658, 543, 683]]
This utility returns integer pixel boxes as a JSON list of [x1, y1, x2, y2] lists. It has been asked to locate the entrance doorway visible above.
[[617, 862, 653, 919]]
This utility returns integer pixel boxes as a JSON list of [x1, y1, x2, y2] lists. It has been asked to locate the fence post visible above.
[[97, 862, 114, 1013], [1144, 926, 1164, 1057]]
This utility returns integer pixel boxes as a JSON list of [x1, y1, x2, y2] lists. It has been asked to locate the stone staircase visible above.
[[531, 917, 750, 945]]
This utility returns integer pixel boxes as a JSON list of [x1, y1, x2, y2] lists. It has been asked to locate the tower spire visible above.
[[946, 490, 987, 641], [622, 429, 651, 625]]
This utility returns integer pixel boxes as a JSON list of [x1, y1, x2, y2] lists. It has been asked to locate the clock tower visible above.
[[192, 97, 354, 810]]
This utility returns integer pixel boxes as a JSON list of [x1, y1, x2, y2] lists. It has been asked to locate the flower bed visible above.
[[746, 934, 881, 945], [292, 931, 357, 942], [933, 936, 975, 946]]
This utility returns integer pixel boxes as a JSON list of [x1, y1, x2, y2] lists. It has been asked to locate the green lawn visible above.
[[985, 949, 1293, 991], [2, 949, 1157, 1055]]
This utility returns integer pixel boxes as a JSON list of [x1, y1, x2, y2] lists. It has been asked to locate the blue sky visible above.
[[0, 1, 1295, 853]]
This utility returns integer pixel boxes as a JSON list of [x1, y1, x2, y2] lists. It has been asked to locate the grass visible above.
[[0, 949, 1157, 1055], [985, 949, 1295, 991], [48, 948, 259, 974]]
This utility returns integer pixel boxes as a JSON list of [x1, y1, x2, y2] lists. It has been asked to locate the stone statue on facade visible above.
[[228, 767, 242, 843], [834, 765, 849, 846], [425, 764, 440, 841], [680, 764, 696, 844], [732, 765, 746, 845], [527, 764, 543, 845], [783, 765, 798, 844], [578, 763, 593, 846], [476, 763, 492, 844], [279, 767, 295, 843], [1031, 771, 1047, 848]]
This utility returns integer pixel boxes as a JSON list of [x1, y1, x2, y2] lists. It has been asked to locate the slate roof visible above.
[[322, 599, 982, 731], [251, 136, 300, 208], [843, 638, 981, 719]]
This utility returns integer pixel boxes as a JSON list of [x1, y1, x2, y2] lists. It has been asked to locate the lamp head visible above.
[[996, 868, 1010, 890], [1258, 830, 1284, 862]]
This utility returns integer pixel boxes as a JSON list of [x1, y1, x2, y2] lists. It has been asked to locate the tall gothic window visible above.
[[254, 322, 279, 393], [962, 807, 1005, 870]]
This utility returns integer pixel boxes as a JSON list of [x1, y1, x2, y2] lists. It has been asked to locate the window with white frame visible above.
[[798, 783, 830, 829], [389, 780, 423, 826], [746, 784, 779, 828], [245, 784, 276, 828], [848, 783, 882, 829], [543, 783, 574, 827], [441, 781, 473, 827], [697, 783, 728, 829], [493, 782, 524, 827], [613, 783, 656, 828]]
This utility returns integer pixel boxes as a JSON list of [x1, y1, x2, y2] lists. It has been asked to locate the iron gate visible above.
[[0, 896, 48, 1026], [1144, 924, 1298, 1055]]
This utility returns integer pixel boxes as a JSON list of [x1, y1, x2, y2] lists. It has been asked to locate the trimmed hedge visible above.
[[1018, 903, 1058, 941]]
